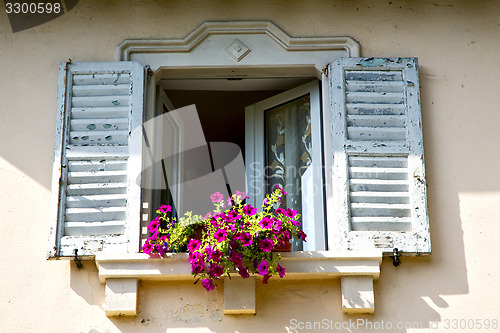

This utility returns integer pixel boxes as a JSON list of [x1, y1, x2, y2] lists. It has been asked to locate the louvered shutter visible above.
[[328, 57, 430, 255], [47, 62, 145, 258]]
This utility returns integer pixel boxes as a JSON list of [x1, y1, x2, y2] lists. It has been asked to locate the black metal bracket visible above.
[[73, 249, 83, 269], [392, 248, 400, 267]]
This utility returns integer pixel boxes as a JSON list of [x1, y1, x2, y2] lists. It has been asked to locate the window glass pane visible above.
[[265, 94, 311, 250]]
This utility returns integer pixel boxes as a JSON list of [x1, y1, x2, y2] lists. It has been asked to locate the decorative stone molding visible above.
[[96, 251, 382, 316], [116, 21, 359, 74]]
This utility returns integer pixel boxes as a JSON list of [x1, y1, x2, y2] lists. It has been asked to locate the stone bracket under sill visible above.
[[95, 251, 382, 316]]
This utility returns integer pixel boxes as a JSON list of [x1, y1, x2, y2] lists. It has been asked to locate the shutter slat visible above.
[[66, 183, 127, 195], [71, 107, 129, 119], [347, 104, 405, 116], [64, 221, 126, 236], [72, 73, 130, 85], [66, 194, 127, 208], [329, 57, 430, 255], [67, 170, 127, 183], [72, 96, 130, 108], [70, 118, 128, 131], [351, 217, 411, 232], [346, 81, 404, 93], [347, 115, 406, 128], [48, 61, 144, 258], [65, 146, 129, 159], [69, 130, 129, 145], [345, 70, 403, 81], [347, 92, 404, 104], [65, 207, 126, 222], [67, 160, 127, 172], [72, 84, 130, 97], [347, 127, 406, 141]]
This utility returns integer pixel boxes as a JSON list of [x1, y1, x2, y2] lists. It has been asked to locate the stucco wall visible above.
[[1, 0, 499, 332]]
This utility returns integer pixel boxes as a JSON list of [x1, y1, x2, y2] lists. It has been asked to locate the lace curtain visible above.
[[265, 95, 312, 250]]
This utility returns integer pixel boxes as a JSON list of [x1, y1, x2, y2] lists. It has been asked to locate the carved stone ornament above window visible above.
[[225, 39, 251, 62]]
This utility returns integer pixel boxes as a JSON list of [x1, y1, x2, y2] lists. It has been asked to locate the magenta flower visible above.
[[277, 264, 286, 278], [226, 210, 242, 221], [158, 205, 172, 213], [187, 239, 201, 252], [206, 247, 223, 262], [257, 260, 269, 276], [258, 238, 274, 252], [209, 263, 224, 278], [259, 217, 273, 229], [285, 208, 298, 218], [263, 274, 272, 284], [191, 261, 204, 274], [298, 230, 307, 241], [148, 216, 160, 233], [291, 219, 301, 226], [214, 229, 228, 242], [202, 278, 215, 291], [211, 192, 224, 203], [238, 266, 250, 278], [237, 232, 253, 246], [242, 204, 257, 216], [148, 230, 160, 242], [230, 252, 243, 266], [142, 241, 153, 254]]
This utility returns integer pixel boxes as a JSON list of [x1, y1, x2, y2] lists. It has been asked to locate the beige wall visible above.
[[1, 0, 499, 332]]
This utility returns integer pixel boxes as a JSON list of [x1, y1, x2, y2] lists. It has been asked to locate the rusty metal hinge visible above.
[[73, 249, 83, 269], [322, 65, 329, 78], [146, 65, 155, 77], [392, 248, 400, 267]]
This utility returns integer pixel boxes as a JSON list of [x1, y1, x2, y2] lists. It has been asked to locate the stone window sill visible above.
[[95, 250, 382, 316]]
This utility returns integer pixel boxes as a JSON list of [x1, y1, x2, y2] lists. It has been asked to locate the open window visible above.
[[245, 81, 325, 251]]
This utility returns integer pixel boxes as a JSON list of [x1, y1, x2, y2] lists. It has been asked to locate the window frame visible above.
[[244, 80, 326, 251]]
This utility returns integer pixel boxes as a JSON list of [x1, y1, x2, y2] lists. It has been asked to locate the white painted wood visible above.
[[327, 57, 430, 255], [47, 61, 145, 258], [245, 80, 326, 251]]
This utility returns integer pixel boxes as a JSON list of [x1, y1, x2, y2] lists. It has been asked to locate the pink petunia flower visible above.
[[257, 260, 269, 276], [277, 264, 286, 278], [202, 278, 215, 291]]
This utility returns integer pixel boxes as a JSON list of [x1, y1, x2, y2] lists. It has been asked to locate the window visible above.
[[245, 80, 325, 251], [47, 22, 430, 260]]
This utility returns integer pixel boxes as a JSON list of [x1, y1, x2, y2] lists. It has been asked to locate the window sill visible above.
[[95, 250, 382, 316]]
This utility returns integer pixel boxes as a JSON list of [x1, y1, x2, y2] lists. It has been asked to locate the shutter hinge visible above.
[[322, 65, 329, 78], [73, 249, 83, 269], [392, 248, 400, 267], [146, 65, 155, 77]]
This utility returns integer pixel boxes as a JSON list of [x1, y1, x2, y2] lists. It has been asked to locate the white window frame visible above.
[[245, 80, 325, 251]]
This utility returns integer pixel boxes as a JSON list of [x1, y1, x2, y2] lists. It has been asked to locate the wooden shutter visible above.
[[328, 57, 430, 255], [47, 62, 145, 258]]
